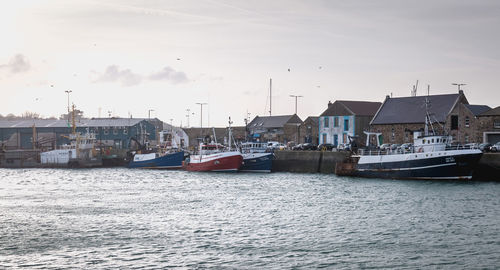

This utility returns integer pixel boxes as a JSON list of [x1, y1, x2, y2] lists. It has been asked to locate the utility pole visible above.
[[289, 94, 303, 115], [196, 102, 207, 142]]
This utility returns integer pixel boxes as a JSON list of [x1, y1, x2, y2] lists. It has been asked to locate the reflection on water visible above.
[[0, 168, 499, 269]]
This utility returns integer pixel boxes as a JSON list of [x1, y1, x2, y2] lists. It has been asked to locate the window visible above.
[[324, 117, 329, 128], [334, 117, 339, 127], [123, 128, 128, 135], [465, 135, 469, 143], [391, 127, 395, 141], [451, 115, 458, 130], [322, 134, 327, 144], [344, 119, 349, 131], [495, 121, 500, 129], [113, 128, 118, 135], [104, 129, 109, 135], [465, 116, 470, 128]]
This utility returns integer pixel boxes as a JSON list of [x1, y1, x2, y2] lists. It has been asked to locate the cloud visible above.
[[93, 65, 142, 86], [148, 66, 189, 84], [0, 54, 31, 73], [93, 65, 189, 86]]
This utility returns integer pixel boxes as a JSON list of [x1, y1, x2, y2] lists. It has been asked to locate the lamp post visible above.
[[186, 109, 191, 128], [64, 90, 72, 122], [290, 94, 303, 143], [289, 94, 303, 115], [196, 102, 207, 142]]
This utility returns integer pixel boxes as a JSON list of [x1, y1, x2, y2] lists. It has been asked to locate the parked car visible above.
[[379, 143, 391, 151], [390, 144, 401, 150], [338, 143, 351, 151], [490, 142, 500, 152], [479, 143, 492, 152], [318, 143, 335, 151], [301, 143, 318, 151], [400, 143, 413, 151]]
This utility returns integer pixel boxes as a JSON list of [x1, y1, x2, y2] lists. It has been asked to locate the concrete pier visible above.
[[272, 150, 349, 173]]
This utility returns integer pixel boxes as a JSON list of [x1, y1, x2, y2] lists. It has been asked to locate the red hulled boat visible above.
[[185, 144, 243, 172]]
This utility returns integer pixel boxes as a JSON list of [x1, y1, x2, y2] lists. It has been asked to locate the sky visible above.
[[1, 0, 499, 127]]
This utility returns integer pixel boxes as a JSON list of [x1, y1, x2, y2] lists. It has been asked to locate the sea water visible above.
[[1, 168, 499, 269]]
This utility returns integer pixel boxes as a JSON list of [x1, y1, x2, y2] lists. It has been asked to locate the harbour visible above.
[[1, 168, 499, 269], [2, 1, 500, 268]]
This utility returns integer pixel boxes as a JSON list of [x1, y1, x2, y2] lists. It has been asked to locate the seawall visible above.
[[272, 150, 349, 173]]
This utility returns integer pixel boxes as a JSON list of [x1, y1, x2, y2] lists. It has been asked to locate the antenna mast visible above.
[[269, 78, 272, 116], [412, 80, 418, 96]]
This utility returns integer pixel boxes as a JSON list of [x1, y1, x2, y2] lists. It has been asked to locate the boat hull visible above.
[[185, 151, 243, 172], [128, 151, 184, 169], [240, 153, 273, 172], [354, 150, 483, 180]]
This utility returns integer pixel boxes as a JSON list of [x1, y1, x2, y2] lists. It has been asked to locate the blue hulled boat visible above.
[[239, 142, 273, 172], [128, 151, 184, 169]]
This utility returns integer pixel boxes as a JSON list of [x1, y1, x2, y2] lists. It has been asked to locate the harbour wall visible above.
[[272, 150, 349, 173], [273, 150, 500, 180]]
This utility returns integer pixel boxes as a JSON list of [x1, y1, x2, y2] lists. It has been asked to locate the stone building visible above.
[[370, 91, 470, 144], [318, 100, 381, 146], [477, 106, 500, 143], [247, 114, 303, 143], [446, 104, 491, 143], [299, 117, 319, 144]]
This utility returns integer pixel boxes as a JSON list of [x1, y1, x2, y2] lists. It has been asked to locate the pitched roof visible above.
[[479, 106, 500, 116], [371, 93, 463, 125], [304, 116, 319, 124], [0, 118, 146, 128], [248, 115, 302, 128], [464, 105, 491, 116], [320, 100, 382, 116]]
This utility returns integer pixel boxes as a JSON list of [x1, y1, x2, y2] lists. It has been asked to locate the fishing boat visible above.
[[40, 104, 102, 168], [128, 151, 184, 169], [128, 129, 184, 169], [184, 117, 242, 172], [185, 143, 243, 172], [346, 99, 482, 180], [239, 142, 273, 172]]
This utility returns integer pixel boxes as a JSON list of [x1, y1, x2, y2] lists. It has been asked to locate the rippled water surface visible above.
[[1, 168, 499, 269]]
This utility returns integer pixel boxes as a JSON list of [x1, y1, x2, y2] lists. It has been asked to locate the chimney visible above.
[[386, 95, 390, 99], [328, 101, 333, 107], [458, 90, 464, 95]]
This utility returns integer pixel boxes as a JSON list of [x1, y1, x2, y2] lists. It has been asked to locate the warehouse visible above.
[[0, 118, 158, 151]]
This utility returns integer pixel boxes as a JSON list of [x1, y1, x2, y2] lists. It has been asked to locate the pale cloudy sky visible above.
[[1, 0, 499, 126]]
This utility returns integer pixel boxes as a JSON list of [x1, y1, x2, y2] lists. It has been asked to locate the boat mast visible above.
[[228, 117, 233, 150]]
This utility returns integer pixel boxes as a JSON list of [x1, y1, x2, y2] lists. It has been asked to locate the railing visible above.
[[358, 144, 480, 156]]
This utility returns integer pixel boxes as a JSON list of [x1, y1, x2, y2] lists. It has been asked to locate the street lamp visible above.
[[186, 109, 191, 128], [289, 94, 303, 115], [64, 90, 72, 122]]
